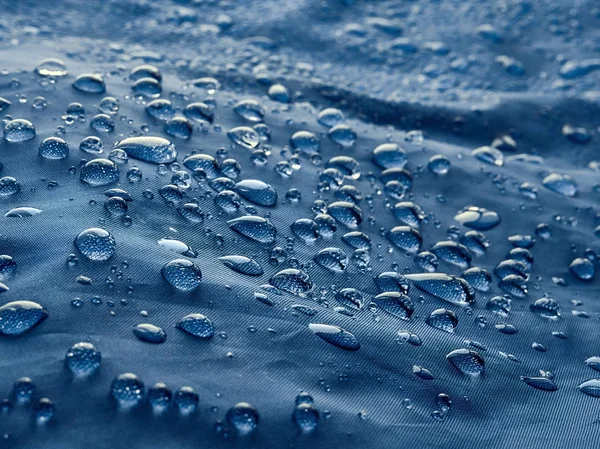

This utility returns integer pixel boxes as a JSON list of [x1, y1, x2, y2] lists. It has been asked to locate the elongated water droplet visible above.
[[309, 323, 360, 351]]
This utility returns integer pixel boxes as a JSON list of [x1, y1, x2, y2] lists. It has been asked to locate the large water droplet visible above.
[[176, 313, 214, 339], [226, 402, 260, 434], [446, 349, 485, 375], [75, 228, 116, 261], [406, 273, 474, 305], [111, 373, 144, 407], [4, 119, 35, 142], [309, 323, 360, 351], [387, 226, 422, 254], [65, 342, 101, 377], [0, 301, 48, 336], [80, 159, 119, 187], [235, 179, 278, 206], [228, 216, 276, 243], [425, 308, 458, 332], [161, 259, 202, 292], [219, 255, 264, 276], [373, 292, 415, 319], [133, 324, 167, 344], [270, 269, 313, 296], [115, 136, 177, 164], [314, 247, 348, 272]]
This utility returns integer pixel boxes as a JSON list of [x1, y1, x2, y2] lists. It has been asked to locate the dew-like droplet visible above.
[[0, 301, 48, 336], [342, 231, 371, 250], [176, 313, 214, 339], [35, 58, 68, 77], [570, 257, 595, 280], [335, 288, 367, 310], [327, 201, 363, 228], [271, 269, 313, 296], [5, 207, 42, 218], [133, 324, 167, 344], [227, 126, 260, 149], [578, 379, 600, 397], [235, 179, 278, 207], [454, 206, 501, 231], [219, 255, 264, 276], [397, 330, 422, 346], [446, 348, 485, 376], [183, 154, 221, 179], [375, 272, 409, 294], [406, 273, 474, 305], [521, 375, 558, 391], [373, 292, 415, 319], [115, 136, 177, 164], [74, 228, 116, 261], [425, 308, 458, 332], [292, 404, 319, 432], [471, 146, 504, 166], [38, 137, 69, 160], [542, 173, 577, 197], [387, 226, 422, 254], [529, 298, 560, 319], [80, 159, 119, 187], [309, 323, 360, 351], [4, 119, 36, 142], [161, 259, 202, 292], [372, 143, 407, 169], [226, 402, 260, 435], [111, 373, 145, 407], [313, 247, 348, 272], [431, 241, 471, 268], [65, 342, 101, 377], [228, 216, 276, 244], [290, 131, 320, 154], [73, 74, 105, 93]]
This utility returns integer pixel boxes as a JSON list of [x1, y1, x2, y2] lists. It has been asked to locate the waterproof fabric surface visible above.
[[1, 0, 600, 448]]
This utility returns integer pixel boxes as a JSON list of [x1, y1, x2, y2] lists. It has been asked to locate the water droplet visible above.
[[431, 241, 471, 268], [542, 173, 577, 197], [454, 206, 500, 231], [425, 308, 458, 332], [226, 402, 260, 434], [446, 349, 485, 376], [72, 74, 105, 93], [373, 292, 415, 319], [133, 323, 166, 344], [228, 216, 276, 243], [4, 119, 35, 142], [80, 159, 119, 187], [578, 379, 600, 397], [5, 207, 42, 218], [234, 179, 278, 206], [570, 257, 595, 280], [314, 247, 349, 272], [176, 313, 214, 339], [75, 228, 116, 261], [309, 323, 360, 351], [65, 342, 101, 377], [372, 143, 407, 169], [227, 126, 260, 149], [471, 146, 504, 166], [293, 404, 319, 432], [132, 77, 162, 98], [387, 226, 422, 254], [161, 259, 202, 292], [38, 137, 69, 160], [290, 131, 320, 154], [271, 269, 313, 296], [183, 154, 221, 179], [35, 58, 68, 77], [115, 136, 177, 164], [111, 373, 144, 407], [219, 255, 263, 276], [0, 301, 48, 336]]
